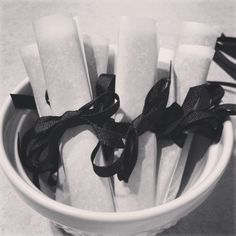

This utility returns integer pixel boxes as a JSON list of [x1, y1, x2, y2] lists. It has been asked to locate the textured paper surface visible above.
[[20, 44, 51, 117], [157, 48, 174, 80], [179, 21, 219, 48], [114, 16, 158, 211], [34, 13, 114, 211], [34, 13, 92, 116], [156, 49, 179, 205], [174, 45, 214, 104], [83, 34, 109, 97]]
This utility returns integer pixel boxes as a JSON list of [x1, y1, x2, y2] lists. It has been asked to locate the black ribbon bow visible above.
[[17, 74, 123, 188]]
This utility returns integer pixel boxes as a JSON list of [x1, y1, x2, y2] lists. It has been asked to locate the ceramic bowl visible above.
[[0, 79, 233, 236]]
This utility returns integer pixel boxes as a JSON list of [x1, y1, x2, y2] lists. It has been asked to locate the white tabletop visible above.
[[0, 0, 235, 235]]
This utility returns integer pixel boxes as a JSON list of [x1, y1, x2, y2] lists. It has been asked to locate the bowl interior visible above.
[[0, 78, 233, 235]]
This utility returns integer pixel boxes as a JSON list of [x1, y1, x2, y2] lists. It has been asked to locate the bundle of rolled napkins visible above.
[[20, 13, 220, 212]]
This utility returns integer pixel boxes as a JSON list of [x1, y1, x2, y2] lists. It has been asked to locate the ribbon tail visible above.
[[213, 50, 236, 80], [11, 94, 37, 110], [216, 34, 236, 59]]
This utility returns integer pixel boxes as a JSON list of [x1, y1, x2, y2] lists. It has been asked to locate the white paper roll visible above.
[[21, 43, 53, 197], [179, 21, 220, 48], [34, 13, 92, 116], [156, 45, 215, 204], [34, 13, 114, 211], [20, 44, 51, 117], [114, 16, 158, 211], [174, 45, 215, 104]]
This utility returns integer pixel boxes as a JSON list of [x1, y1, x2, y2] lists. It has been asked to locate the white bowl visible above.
[[0, 79, 234, 236]]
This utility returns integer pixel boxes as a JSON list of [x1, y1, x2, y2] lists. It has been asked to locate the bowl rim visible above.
[[0, 78, 234, 223]]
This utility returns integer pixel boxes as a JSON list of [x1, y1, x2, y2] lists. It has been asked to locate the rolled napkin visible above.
[[179, 21, 220, 47], [34, 13, 115, 211], [156, 45, 215, 204], [83, 34, 109, 97], [161, 22, 218, 200], [114, 16, 158, 211], [20, 43, 53, 197], [20, 44, 51, 117]]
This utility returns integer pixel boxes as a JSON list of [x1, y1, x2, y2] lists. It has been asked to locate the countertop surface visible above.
[[0, 0, 235, 235]]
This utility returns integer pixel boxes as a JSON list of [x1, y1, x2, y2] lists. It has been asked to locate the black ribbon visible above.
[[214, 34, 236, 79], [17, 74, 124, 187]]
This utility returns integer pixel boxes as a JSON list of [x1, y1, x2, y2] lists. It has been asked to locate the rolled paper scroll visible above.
[[34, 13, 91, 116], [114, 16, 158, 211], [179, 21, 220, 48], [34, 13, 115, 211], [156, 49, 178, 205], [20, 43, 53, 197], [175, 45, 215, 104], [157, 45, 214, 204], [83, 34, 109, 97], [20, 44, 51, 117], [173, 45, 215, 197]]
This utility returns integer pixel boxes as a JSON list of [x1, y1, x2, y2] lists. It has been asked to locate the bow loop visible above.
[[79, 92, 120, 124], [205, 83, 225, 107], [142, 78, 170, 115], [134, 78, 171, 135], [117, 126, 138, 182]]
